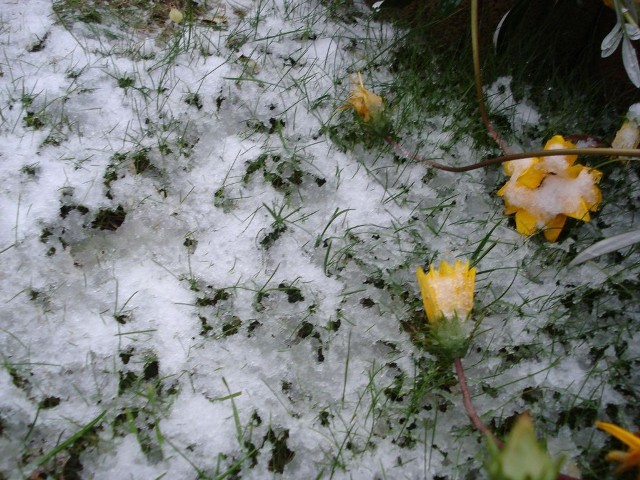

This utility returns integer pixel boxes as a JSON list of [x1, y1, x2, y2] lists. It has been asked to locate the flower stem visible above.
[[454, 357, 580, 480], [454, 357, 503, 448], [384, 135, 640, 173], [470, 0, 512, 155]]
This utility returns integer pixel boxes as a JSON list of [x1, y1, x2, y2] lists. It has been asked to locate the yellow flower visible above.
[[497, 135, 603, 242], [169, 8, 184, 23], [416, 260, 476, 324], [338, 72, 384, 123], [612, 119, 640, 151], [596, 421, 640, 478]]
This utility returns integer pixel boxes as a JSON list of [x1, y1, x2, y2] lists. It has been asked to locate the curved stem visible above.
[[454, 358, 580, 480], [471, 0, 512, 154], [454, 357, 503, 448], [384, 135, 640, 173]]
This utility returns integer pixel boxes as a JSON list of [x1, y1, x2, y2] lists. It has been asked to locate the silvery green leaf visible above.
[[625, 23, 640, 40], [601, 24, 622, 57], [622, 38, 640, 87], [493, 10, 510, 48], [569, 229, 640, 267]]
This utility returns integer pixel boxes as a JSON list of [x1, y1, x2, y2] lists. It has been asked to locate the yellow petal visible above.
[[452, 260, 476, 316], [416, 267, 437, 324], [621, 449, 640, 471], [590, 185, 603, 211], [503, 160, 516, 176], [589, 167, 603, 184], [169, 8, 184, 23], [612, 120, 640, 150], [596, 422, 640, 450], [566, 164, 585, 179], [565, 199, 592, 222], [543, 215, 566, 242], [514, 209, 539, 236], [500, 196, 519, 215], [516, 161, 545, 189], [416, 261, 476, 324], [545, 134, 577, 165], [340, 73, 384, 123], [606, 450, 629, 463]]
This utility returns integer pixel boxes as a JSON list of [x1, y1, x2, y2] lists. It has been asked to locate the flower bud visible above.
[[169, 8, 184, 23], [416, 260, 476, 360], [485, 414, 564, 480], [338, 72, 385, 126]]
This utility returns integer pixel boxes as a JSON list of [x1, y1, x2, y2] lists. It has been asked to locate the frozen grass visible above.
[[0, 0, 639, 479]]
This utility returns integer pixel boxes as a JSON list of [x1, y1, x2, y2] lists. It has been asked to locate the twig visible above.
[[384, 135, 640, 173]]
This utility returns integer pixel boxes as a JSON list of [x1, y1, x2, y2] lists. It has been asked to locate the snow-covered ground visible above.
[[1, 0, 639, 478]]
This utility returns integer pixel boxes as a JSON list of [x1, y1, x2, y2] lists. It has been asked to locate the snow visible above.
[[485, 76, 541, 140], [0, 0, 638, 478]]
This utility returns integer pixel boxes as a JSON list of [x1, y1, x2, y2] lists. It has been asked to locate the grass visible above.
[[1, 0, 639, 478]]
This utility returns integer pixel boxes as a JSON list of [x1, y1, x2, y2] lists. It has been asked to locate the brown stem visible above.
[[384, 135, 640, 173], [454, 357, 580, 480], [471, 0, 512, 155], [454, 357, 503, 448]]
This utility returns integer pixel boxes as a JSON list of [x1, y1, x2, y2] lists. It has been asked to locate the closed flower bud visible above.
[[416, 260, 476, 360], [169, 8, 184, 23]]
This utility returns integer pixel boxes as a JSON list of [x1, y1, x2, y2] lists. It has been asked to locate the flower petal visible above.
[[516, 161, 545, 189], [597, 422, 640, 450], [503, 160, 516, 176], [515, 209, 539, 236], [416, 267, 437, 324], [543, 215, 566, 242], [416, 261, 476, 324]]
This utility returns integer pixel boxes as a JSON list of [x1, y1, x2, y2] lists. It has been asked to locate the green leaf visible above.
[[486, 414, 564, 480]]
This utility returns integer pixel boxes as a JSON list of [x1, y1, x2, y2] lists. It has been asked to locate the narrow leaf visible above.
[[601, 24, 622, 57], [569, 229, 640, 267], [625, 23, 640, 40], [35, 410, 107, 466], [493, 10, 510, 48], [622, 38, 640, 87]]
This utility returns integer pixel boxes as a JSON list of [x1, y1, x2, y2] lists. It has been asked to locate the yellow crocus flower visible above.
[[497, 135, 602, 242], [337, 72, 384, 123], [416, 260, 476, 324], [596, 421, 640, 479]]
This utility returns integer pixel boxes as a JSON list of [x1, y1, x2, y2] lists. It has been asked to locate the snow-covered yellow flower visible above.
[[416, 260, 476, 324], [338, 72, 384, 123], [416, 260, 476, 360], [596, 421, 640, 478], [612, 120, 640, 151], [497, 135, 603, 242]]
